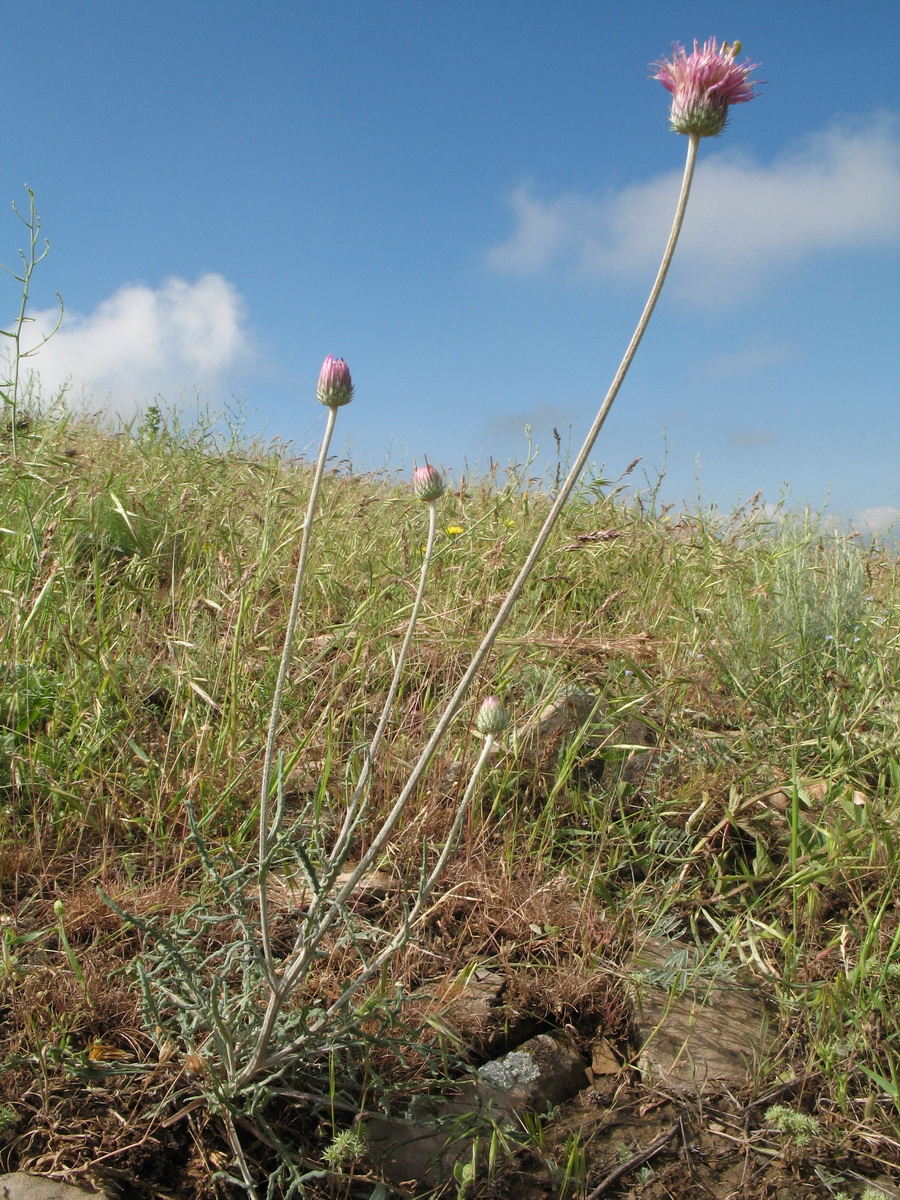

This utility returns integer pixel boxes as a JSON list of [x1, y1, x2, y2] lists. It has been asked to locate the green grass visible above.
[[2, 404, 900, 1196]]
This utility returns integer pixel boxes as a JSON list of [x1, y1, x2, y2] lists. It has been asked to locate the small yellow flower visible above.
[[87, 1041, 132, 1062], [445, 525, 464, 536]]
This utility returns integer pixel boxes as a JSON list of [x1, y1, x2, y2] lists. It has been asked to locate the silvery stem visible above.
[[257, 404, 339, 979], [324, 132, 701, 908], [330, 496, 439, 866], [258, 732, 498, 1078], [240, 131, 700, 1086]]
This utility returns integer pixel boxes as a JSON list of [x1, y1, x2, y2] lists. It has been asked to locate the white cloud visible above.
[[855, 506, 900, 535], [487, 115, 900, 302], [21, 273, 251, 416]]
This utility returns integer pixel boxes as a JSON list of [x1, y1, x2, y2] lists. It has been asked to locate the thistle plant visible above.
[[255, 354, 354, 982], [113, 40, 762, 1195], [254, 41, 764, 1023]]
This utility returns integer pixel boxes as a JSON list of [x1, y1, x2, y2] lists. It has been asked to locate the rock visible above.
[[475, 1030, 587, 1115], [801, 778, 869, 808], [589, 1036, 621, 1077], [254, 864, 399, 913], [515, 689, 653, 763], [440, 964, 506, 1038], [630, 936, 773, 1091], [0, 1176, 108, 1200], [619, 748, 659, 786], [365, 1030, 587, 1191], [365, 1110, 477, 1194], [443, 685, 657, 785]]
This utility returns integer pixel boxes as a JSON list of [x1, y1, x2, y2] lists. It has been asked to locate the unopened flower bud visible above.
[[413, 461, 446, 502], [316, 355, 354, 408], [475, 696, 509, 736]]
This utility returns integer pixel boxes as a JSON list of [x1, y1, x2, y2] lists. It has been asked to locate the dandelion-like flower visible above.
[[316, 354, 354, 408], [653, 39, 761, 138], [475, 695, 509, 736], [413, 460, 446, 502]]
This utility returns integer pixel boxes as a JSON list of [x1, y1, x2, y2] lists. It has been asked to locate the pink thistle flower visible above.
[[412, 460, 446, 502], [316, 354, 354, 408], [653, 39, 761, 138]]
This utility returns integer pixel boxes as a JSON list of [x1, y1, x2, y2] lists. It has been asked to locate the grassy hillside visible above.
[[1, 408, 900, 1198]]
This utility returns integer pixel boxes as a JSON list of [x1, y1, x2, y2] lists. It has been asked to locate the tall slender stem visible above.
[[257, 404, 339, 977], [238, 132, 701, 1086], [330, 497, 439, 867], [328, 132, 701, 900], [318, 731, 496, 1026], [244, 731, 500, 1083]]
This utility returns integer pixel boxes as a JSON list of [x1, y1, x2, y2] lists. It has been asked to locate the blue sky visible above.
[[4, 1, 900, 527]]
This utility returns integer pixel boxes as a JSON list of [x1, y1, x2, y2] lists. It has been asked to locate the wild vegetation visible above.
[[2, 46, 898, 1191], [1, 399, 900, 1198]]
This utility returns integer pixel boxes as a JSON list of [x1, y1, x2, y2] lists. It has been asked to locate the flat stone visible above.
[[475, 1030, 587, 1114], [515, 689, 654, 765], [365, 1030, 587, 1191], [440, 965, 506, 1038], [0, 1175, 107, 1200], [630, 936, 773, 1090], [443, 686, 657, 785], [365, 1110, 477, 1194], [620, 748, 659, 786], [589, 1036, 621, 1077], [256, 864, 399, 911]]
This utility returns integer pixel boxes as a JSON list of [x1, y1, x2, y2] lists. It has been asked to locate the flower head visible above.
[[316, 354, 354, 408], [653, 39, 761, 138], [413, 460, 446, 502], [475, 695, 510, 737]]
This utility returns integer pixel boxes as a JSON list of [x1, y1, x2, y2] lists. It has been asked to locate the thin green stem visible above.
[[53, 900, 93, 1009], [1, 189, 62, 559]]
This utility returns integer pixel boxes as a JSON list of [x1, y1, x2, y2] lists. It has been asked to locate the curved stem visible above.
[[321, 731, 495, 1027], [239, 131, 700, 1086], [240, 499, 440, 1085], [331, 132, 701, 897]]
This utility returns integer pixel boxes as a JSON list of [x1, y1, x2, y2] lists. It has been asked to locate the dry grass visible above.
[[2, 412, 900, 1196]]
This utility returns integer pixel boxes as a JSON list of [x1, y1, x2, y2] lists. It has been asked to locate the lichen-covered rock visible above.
[[476, 1030, 587, 1112], [365, 1028, 588, 1191]]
